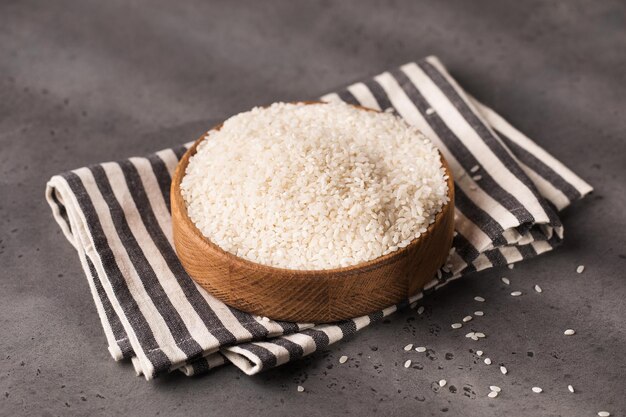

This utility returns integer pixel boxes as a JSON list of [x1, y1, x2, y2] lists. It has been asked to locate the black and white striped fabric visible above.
[[46, 56, 592, 379]]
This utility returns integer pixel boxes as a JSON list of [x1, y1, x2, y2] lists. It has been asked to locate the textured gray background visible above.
[[1, 0, 625, 416]]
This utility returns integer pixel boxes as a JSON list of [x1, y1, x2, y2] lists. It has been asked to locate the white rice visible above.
[[181, 102, 449, 270]]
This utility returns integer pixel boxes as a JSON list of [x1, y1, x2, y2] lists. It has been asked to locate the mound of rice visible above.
[[181, 102, 449, 270]]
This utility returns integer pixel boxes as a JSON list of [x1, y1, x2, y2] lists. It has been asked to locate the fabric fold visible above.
[[46, 56, 592, 379]]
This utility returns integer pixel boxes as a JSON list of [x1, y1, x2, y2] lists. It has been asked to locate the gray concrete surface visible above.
[[1, 0, 625, 416]]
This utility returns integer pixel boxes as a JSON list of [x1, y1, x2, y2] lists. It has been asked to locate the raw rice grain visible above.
[[181, 102, 448, 270]]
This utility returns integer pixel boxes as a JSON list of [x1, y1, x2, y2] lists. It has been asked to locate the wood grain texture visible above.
[[171, 105, 455, 322]]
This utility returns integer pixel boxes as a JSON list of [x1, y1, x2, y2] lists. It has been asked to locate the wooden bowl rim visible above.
[[171, 101, 455, 280]]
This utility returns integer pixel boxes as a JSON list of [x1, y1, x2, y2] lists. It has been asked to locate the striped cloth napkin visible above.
[[46, 56, 592, 380]]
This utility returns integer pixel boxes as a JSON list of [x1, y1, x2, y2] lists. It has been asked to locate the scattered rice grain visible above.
[[451, 323, 462, 329], [484, 358, 492, 365], [339, 355, 348, 364], [439, 379, 447, 387], [297, 385, 305, 392], [474, 296, 485, 302], [490, 385, 501, 392], [532, 387, 542, 393], [534, 284, 542, 293], [404, 359, 412, 368], [568, 385, 575, 393], [577, 265, 585, 274], [404, 344, 413, 351], [476, 350, 483, 357], [474, 311, 484, 316], [463, 315, 473, 323], [500, 366, 508, 375], [417, 306, 425, 315], [511, 291, 522, 297], [564, 329, 576, 336], [416, 346, 426, 353], [470, 165, 480, 173], [598, 412, 610, 417], [501, 277, 510, 285]]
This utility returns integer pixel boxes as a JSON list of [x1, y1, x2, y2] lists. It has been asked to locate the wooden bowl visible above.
[[171, 107, 455, 323]]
